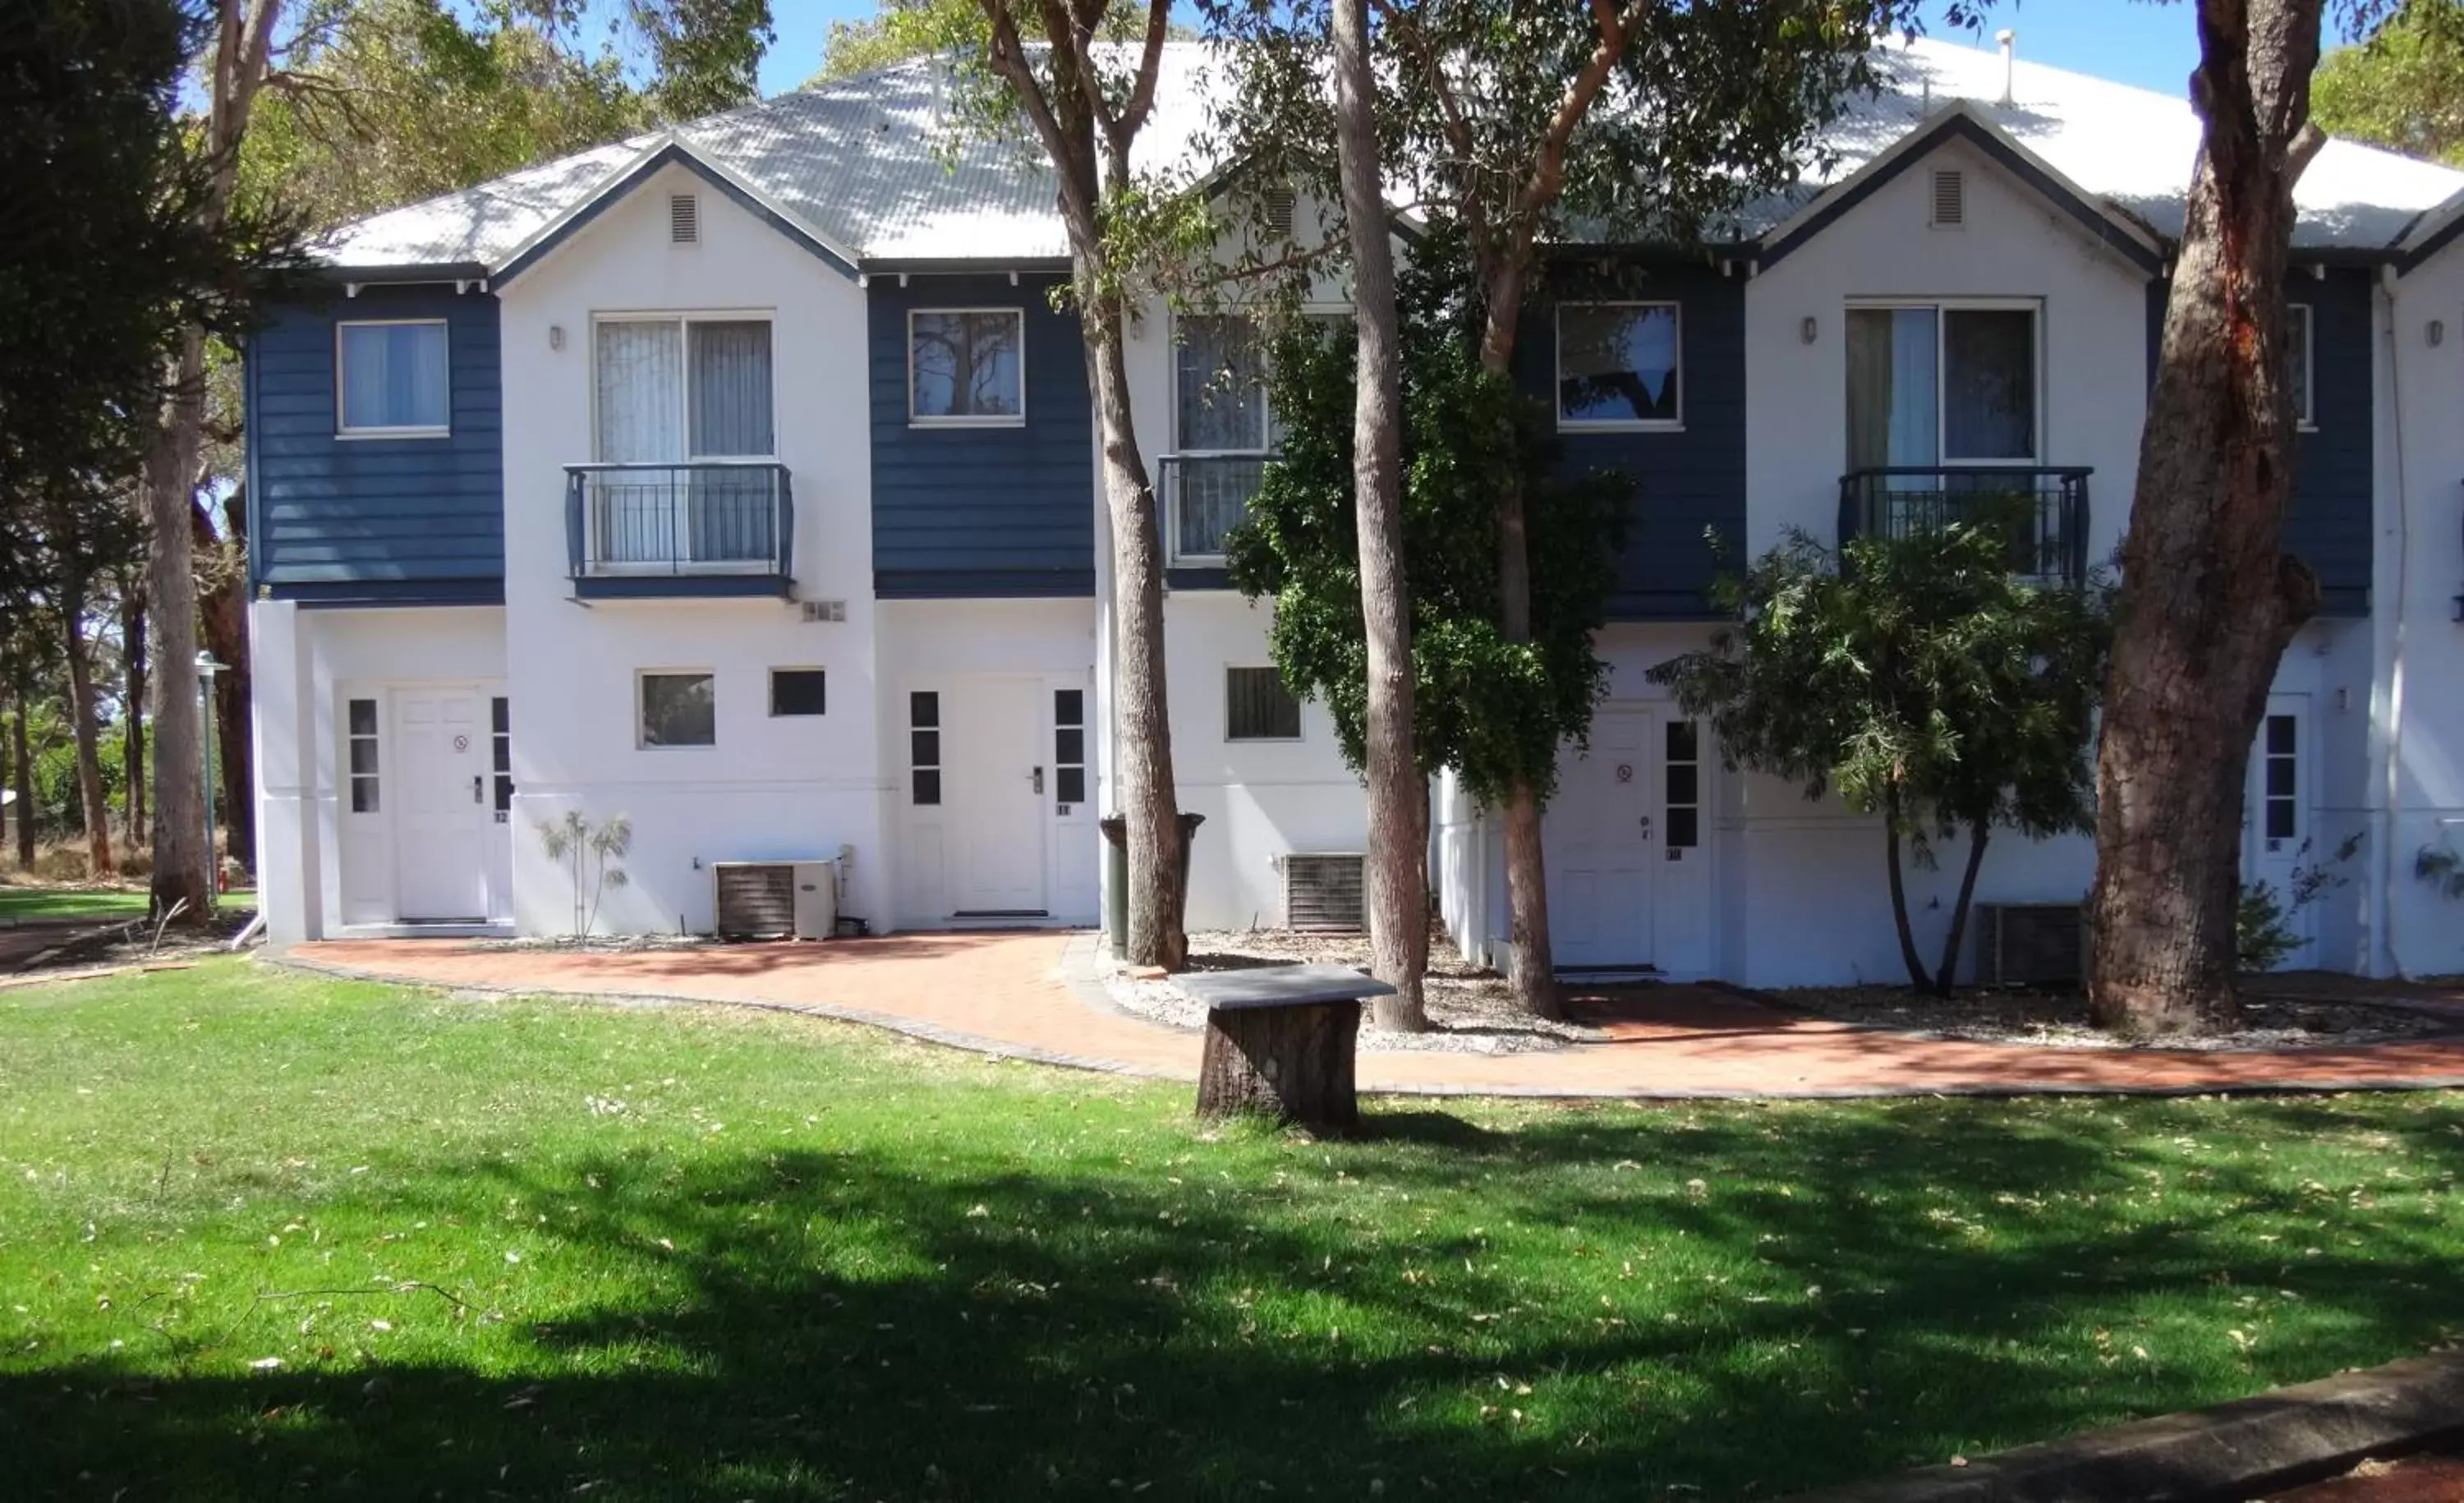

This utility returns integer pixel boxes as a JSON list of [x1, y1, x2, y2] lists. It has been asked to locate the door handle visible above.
[[471, 774, 484, 804], [1031, 766, 1045, 795]]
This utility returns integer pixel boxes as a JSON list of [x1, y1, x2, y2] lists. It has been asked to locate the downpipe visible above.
[[2375, 264, 2411, 977]]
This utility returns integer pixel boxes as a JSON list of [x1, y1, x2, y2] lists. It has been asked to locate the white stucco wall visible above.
[[494, 163, 888, 935]]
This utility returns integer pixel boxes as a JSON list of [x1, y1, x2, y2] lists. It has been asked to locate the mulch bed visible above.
[[1, 910, 256, 981], [1773, 978, 2460, 1052], [1107, 928, 1604, 1054]]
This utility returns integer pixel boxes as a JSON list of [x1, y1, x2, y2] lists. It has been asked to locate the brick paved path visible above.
[[284, 931, 2464, 1101]]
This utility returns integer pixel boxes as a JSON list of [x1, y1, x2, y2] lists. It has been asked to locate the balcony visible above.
[[1160, 453, 1269, 566], [563, 462, 793, 600], [1837, 466, 2092, 586]]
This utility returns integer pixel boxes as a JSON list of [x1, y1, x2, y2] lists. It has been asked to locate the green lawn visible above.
[[0, 885, 256, 923], [2, 962, 2459, 1501]]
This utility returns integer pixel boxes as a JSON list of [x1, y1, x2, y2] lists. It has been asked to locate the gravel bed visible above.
[[1774, 982, 2459, 1051], [1103, 929, 1605, 1055], [473, 933, 714, 954]]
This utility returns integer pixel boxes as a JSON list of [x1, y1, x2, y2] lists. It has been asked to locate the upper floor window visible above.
[[1176, 315, 1271, 452], [909, 309, 1023, 425], [1557, 302, 1682, 429], [1846, 303, 2039, 467], [2287, 302, 2315, 429], [594, 315, 775, 462], [337, 320, 449, 436]]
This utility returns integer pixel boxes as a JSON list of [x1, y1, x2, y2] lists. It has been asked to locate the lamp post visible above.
[[196, 650, 225, 903]]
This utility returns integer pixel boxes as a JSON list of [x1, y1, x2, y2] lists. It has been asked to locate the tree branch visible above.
[[1115, 0, 1174, 140], [977, 0, 1104, 243], [1516, 0, 1652, 225]]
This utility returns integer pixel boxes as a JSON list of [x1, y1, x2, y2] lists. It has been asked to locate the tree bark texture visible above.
[[195, 490, 252, 871], [1482, 299, 1559, 1019], [1937, 823, 1993, 998], [1331, 0, 1428, 1031], [145, 329, 210, 920], [59, 580, 115, 879], [976, 0, 1186, 971], [9, 683, 34, 867], [121, 586, 146, 847], [1195, 1002, 1361, 1135], [2089, 0, 2324, 1036], [1882, 782, 1928, 991]]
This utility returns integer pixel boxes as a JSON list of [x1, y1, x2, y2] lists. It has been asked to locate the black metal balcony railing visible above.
[[1158, 453, 1268, 563], [1837, 466, 2092, 586], [563, 462, 793, 581]]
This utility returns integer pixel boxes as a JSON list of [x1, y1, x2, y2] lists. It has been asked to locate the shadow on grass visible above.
[[6, 1098, 2460, 1501]]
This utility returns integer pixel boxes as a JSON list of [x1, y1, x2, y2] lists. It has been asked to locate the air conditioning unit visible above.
[[712, 859, 838, 940], [1974, 901, 2085, 987], [1282, 853, 1367, 933]]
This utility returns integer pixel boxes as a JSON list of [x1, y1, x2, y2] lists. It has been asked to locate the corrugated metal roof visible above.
[[317, 35, 2464, 273]]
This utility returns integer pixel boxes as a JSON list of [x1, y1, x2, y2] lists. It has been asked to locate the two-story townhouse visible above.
[[249, 37, 2464, 986]]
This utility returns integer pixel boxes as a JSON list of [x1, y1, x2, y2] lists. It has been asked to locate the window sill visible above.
[[636, 742, 719, 752], [909, 416, 1027, 430], [1225, 737, 1305, 745], [1558, 421, 1685, 435], [337, 427, 452, 441]]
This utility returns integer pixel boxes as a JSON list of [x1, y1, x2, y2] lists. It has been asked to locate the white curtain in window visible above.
[[341, 324, 449, 430], [595, 321, 684, 462], [1844, 307, 1938, 472], [1176, 316, 1267, 450]]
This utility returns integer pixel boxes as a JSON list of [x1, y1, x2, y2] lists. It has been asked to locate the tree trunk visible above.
[[2089, 0, 2324, 1036], [122, 586, 146, 847], [1331, 0, 1427, 1031], [195, 490, 253, 871], [145, 329, 211, 922], [59, 580, 116, 880], [9, 680, 34, 868], [1085, 285, 1188, 971], [1196, 1001, 1361, 1135], [1882, 781, 1929, 991], [1936, 821, 1993, 999]]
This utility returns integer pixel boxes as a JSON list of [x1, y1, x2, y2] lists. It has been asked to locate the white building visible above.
[[245, 38, 2464, 984]]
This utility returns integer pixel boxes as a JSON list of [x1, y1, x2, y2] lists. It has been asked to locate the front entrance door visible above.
[[392, 689, 490, 922], [949, 677, 1049, 915], [2244, 695, 2313, 968], [1542, 707, 1715, 972]]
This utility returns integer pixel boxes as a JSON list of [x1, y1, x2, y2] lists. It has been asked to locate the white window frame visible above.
[[335, 319, 451, 439], [1554, 301, 1685, 433], [906, 307, 1027, 428], [2287, 301, 2316, 430], [1844, 297, 2044, 467], [1165, 309, 1290, 565], [636, 669, 717, 751], [588, 310, 779, 464], [1224, 664, 1303, 743]]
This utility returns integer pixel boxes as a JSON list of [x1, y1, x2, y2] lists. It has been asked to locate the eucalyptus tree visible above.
[[1213, 0, 1928, 1014]]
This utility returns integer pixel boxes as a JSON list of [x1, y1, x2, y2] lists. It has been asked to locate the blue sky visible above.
[[755, 1, 2218, 100]]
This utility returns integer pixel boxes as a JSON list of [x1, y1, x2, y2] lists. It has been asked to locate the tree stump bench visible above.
[[1179, 964, 1395, 1136]]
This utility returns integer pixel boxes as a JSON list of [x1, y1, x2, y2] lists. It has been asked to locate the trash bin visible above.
[[1099, 812, 1205, 955]]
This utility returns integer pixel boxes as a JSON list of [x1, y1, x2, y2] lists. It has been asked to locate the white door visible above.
[[392, 689, 490, 922], [2245, 696, 2313, 966], [1545, 709, 1657, 968], [949, 677, 1049, 915]]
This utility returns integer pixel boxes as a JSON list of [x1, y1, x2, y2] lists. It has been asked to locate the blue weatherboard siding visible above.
[[868, 273, 1096, 598], [1518, 264, 1747, 620], [2141, 270, 2374, 616], [247, 285, 504, 595]]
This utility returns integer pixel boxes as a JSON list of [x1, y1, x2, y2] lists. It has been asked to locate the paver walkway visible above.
[[283, 931, 2464, 1100]]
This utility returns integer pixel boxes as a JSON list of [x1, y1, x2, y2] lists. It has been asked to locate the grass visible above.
[[2, 962, 2460, 1502], [0, 885, 256, 923]]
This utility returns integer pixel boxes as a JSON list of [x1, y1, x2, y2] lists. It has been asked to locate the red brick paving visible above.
[[283, 932, 2464, 1100]]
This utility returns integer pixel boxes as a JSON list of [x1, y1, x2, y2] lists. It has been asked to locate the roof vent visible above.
[[1930, 168, 1965, 229], [670, 192, 700, 245], [1997, 28, 2016, 108], [1262, 186, 1297, 238]]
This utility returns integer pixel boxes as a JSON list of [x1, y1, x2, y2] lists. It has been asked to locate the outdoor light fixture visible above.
[[549, 324, 565, 352], [1800, 315, 1818, 345], [2430, 319, 2446, 348]]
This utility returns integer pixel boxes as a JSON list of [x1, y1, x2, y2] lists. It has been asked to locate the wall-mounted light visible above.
[[2337, 686, 2351, 712], [549, 324, 565, 352], [2430, 319, 2446, 348], [1800, 315, 1818, 345]]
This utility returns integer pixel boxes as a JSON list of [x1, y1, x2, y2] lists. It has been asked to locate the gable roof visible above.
[[317, 34, 2464, 279]]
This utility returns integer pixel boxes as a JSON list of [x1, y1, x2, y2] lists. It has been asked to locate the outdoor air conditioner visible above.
[[1282, 853, 1367, 933], [711, 859, 839, 940], [1974, 901, 2085, 987]]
